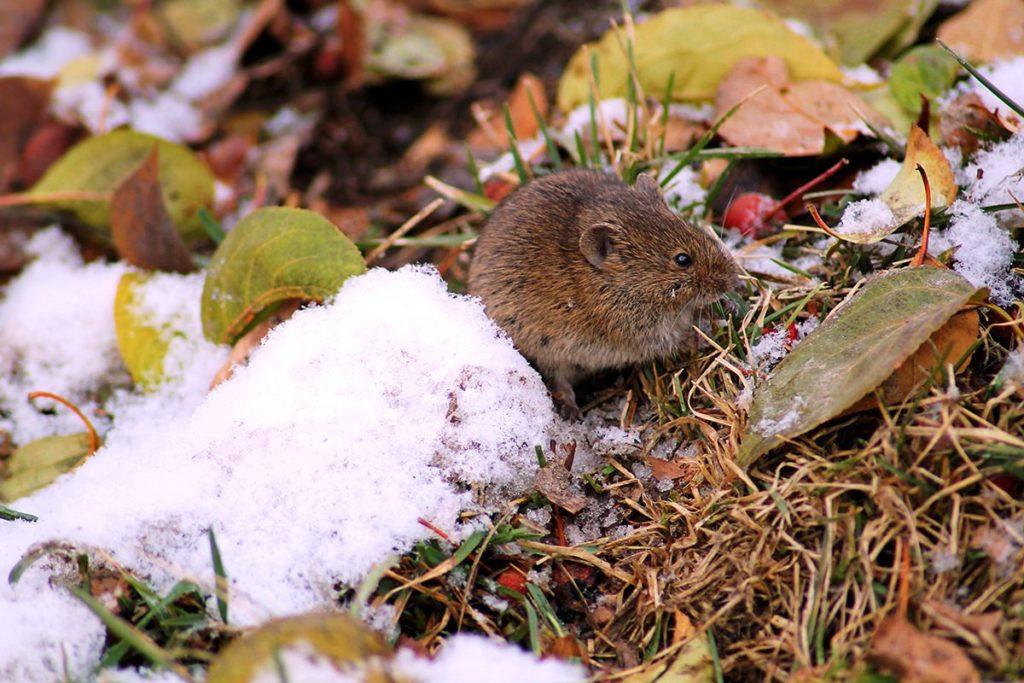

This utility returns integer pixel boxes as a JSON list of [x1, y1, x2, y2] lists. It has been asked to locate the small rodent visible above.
[[469, 169, 740, 415]]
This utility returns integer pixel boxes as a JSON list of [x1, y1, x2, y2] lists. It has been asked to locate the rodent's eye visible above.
[[674, 252, 693, 268]]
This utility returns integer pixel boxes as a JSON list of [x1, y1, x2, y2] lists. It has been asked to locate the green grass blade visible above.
[[938, 40, 1024, 119], [503, 104, 531, 185], [198, 208, 225, 245], [207, 527, 229, 624], [68, 585, 189, 679], [0, 504, 37, 522], [527, 88, 562, 171]]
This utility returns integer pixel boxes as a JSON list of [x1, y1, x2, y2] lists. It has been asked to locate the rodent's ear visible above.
[[579, 223, 616, 270], [634, 173, 662, 199]]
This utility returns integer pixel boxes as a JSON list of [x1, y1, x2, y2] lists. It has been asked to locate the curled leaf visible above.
[[201, 207, 366, 344]]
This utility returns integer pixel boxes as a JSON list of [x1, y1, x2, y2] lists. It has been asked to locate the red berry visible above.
[[495, 568, 527, 594], [723, 192, 787, 238]]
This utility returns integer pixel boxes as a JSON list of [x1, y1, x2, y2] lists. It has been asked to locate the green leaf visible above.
[[739, 268, 979, 467], [29, 129, 214, 243], [0, 433, 92, 502], [201, 207, 366, 344], [113, 272, 180, 390], [206, 613, 392, 683], [556, 5, 844, 111], [889, 45, 959, 114]]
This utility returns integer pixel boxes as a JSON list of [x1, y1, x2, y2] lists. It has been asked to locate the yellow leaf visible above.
[[556, 5, 845, 112], [879, 124, 957, 226], [207, 613, 392, 683]]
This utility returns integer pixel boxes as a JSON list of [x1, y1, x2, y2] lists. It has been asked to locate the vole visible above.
[[469, 169, 740, 415]]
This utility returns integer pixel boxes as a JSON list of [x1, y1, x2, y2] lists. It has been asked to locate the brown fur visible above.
[[468, 169, 739, 412]]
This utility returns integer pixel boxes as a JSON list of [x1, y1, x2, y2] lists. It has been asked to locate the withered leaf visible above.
[[870, 614, 980, 683], [534, 462, 587, 514], [110, 148, 196, 273]]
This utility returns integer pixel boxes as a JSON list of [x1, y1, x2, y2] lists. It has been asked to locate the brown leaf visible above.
[[937, 0, 1024, 64], [110, 149, 196, 273], [0, 77, 53, 190], [643, 455, 697, 482], [468, 72, 546, 151], [940, 93, 1009, 156], [534, 462, 587, 514], [13, 121, 82, 190], [843, 307, 979, 414], [926, 601, 1003, 636], [716, 55, 884, 156], [870, 614, 980, 683], [0, 0, 46, 57]]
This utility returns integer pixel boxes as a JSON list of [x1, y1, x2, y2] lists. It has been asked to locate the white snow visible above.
[[0, 27, 92, 78], [836, 198, 897, 236], [0, 264, 558, 681], [246, 632, 587, 683], [750, 318, 820, 368], [0, 229, 128, 443], [171, 45, 238, 101], [658, 164, 706, 211], [393, 634, 585, 683], [963, 128, 1024, 208], [852, 158, 901, 195], [928, 200, 1020, 304], [129, 93, 205, 143], [561, 98, 631, 145]]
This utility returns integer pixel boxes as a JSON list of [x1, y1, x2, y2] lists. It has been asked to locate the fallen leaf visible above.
[[0, 433, 92, 502], [201, 207, 366, 344], [28, 130, 214, 244], [889, 45, 960, 115], [621, 612, 713, 683], [870, 614, 980, 683], [940, 93, 1011, 156], [207, 612, 392, 683], [114, 271, 204, 391], [879, 124, 957, 225], [366, 12, 476, 95], [937, 0, 1024, 64], [155, 0, 243, 52], [556, 5, 845, 111], [926, 601, 1002, 636], [0, 0, 46, 57], [716, 56, 884, 156], [759, 0, 937, 66], [644, 456, 697, 482], [836, 124, 957, 243], [468, 72, 547, 151], [0, 77, 53, 190], [843, 308, 978, 414], [739, 267, 979, 467], [534, 462, 587, 514], [12, 121, 82, 189], [110, 149, 196, 273]]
